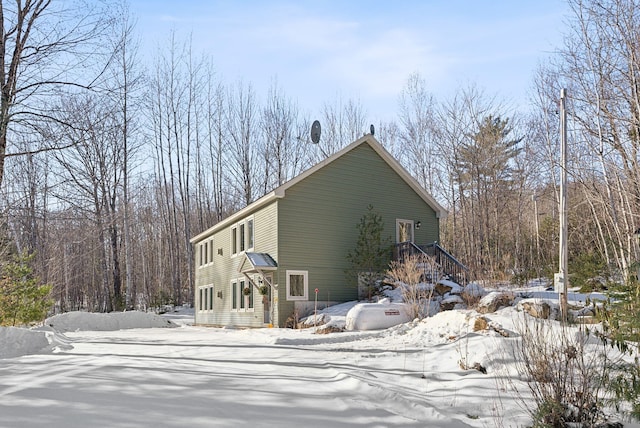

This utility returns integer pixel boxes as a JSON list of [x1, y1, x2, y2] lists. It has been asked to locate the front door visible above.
[[396, 219, 414, 243], [260, 274, 273, 324]]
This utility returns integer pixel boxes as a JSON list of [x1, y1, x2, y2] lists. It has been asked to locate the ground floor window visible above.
[[231, 278, 254, 311], [198, 285, 214, 311], [286, 270, 308, 301]]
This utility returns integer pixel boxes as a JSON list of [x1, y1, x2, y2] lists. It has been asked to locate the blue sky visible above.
[[130, 1, 568, 122]]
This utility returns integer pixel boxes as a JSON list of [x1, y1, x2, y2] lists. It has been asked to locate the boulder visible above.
[[463, 283, 487, 298], [434, 279, 463, 296], [477, 291, 514, 314], [440, 294, 464, 311], [519, 300, 551, 319]]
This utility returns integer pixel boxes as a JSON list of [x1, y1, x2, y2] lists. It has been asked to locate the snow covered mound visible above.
[[0, 327, 49, 358], [0, 326, 72, 359], [46, 311, 178, 333]]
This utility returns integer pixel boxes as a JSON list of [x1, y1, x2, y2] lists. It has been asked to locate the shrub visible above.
[[345, 205, 392, 300], [0, 253, 53, 326], [387, 254, 440, 319], [512, 315, 620, 427]]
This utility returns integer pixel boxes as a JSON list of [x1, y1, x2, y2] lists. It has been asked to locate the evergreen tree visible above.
[[0, 253, 53, 326], [345, 205, 392, 300], [456, 115, 522, 276]]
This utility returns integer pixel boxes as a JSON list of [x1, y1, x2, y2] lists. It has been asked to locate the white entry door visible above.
[[396, 219, 414, 243], [260, 274, 273, 324]]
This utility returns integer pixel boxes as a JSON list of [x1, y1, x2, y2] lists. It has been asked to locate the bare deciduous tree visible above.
[[0, 0, 115, 187]]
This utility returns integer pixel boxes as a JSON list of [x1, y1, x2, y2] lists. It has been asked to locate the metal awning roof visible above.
[[239, 252, 278, 273]]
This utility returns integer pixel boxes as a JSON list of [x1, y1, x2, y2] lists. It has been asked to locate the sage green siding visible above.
[[195, 201, 278, 327], [276, 141, 439, 322]]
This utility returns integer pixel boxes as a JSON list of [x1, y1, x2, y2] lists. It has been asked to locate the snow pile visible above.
[[0, 327, 52, 359], [1, 311, 179, 359], [45, 311, 178, 332], [300, 300, 358, 330]]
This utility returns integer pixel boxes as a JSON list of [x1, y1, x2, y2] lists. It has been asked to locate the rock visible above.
[[472, 362, 487, 374], [463, 283, 487, 298], [473, 316, 489, 331], [434, 282, 452, 296], [477, 291, 514, 313], [520, 300, 551, 319], [472, 316, 513, 337], [440, 294, 464, 311], [434, 279, 463, 296]]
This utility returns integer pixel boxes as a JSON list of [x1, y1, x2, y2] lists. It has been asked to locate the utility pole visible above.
[[555, 88, 569, 321]]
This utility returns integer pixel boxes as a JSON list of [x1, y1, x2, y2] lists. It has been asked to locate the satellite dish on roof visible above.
[[370, 124, 375, 136], [310, 120, 321, 144]]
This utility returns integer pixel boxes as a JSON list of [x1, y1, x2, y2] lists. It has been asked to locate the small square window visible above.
[[286, 270, 308, 301]]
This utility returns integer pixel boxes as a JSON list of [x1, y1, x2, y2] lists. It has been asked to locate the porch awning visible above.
[[239, 252, 278, 274]]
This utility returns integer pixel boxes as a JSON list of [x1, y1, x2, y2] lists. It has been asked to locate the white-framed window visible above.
[[198, 239, 215, 267], [231, 225, 238, 256], [286, 270, 308, 301], [231, 278, 254, 312], [231, 280, 238, 309], [396, 219, 414, 243], [246, 218, 254, 250], [230, 217, 255, 257], [239, 223, 246, 252], [197, 285, 214, 311]]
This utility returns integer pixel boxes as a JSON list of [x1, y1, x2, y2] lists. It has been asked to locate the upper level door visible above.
[[396, 219, 414, 243]]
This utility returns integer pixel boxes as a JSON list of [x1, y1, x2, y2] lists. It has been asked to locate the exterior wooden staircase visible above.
[[393, 242, 469, 285]]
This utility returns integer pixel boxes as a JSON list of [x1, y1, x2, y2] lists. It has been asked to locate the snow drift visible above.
[[45, 310, 178, 332], [1, 311, 178, 360]]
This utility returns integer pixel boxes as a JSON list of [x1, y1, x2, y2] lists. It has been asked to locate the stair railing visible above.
[[393, 241, 468, 285]]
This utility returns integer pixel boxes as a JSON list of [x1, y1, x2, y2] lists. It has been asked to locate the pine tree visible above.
[[345, 205, 392, 300], [0, 253, 53, 326]]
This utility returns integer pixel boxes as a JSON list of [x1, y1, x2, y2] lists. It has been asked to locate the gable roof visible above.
[[191, 134, 447, 244]]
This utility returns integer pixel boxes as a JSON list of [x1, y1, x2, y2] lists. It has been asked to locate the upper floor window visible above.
[[239, 223, 246, 252], [231, 216, 254, 256], [198, 238, 215, 267], [231, 225, 238, 256], [247, 218, 254, 249]]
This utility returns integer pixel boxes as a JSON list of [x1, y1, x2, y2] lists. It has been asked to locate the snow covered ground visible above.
[[0, 289, 637, 427]]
